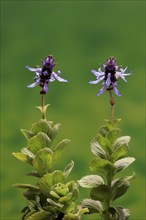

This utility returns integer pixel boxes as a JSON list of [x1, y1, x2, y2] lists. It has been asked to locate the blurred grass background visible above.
[[1, 0, 145, 219]]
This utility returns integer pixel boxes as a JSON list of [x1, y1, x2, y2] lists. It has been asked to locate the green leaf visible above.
[[27, 210, 51, 220], [49, 123, 61, 140], [21, 148, 35, 157], [90, 185, 111, 201], [23, 211, 37, 220], [94, 134, 112, 155], [111, 145, 128, 162], [63, 161, 74, 178], [78, 175, 104, 188], [31, 119, 51, 135], [113, 119, 121, 127], [39, 173, 53, 195], [23, 189, 40, 200], [50, 190, 61, 199], [111, 173, 135, 201], [28, 201, 36, 211], [120, 207, 130, 219], [21, 129, 33, 140], [81, 199, 103, 214], [32, 148, 53, 176], [36, 104, 50, 120], [109, 206, 130, 220], [53, 139, 71, 161], [43, 205, 57, 214], [90, 158, 115, 177], [77, 207, 89, 216], [34, 195, 43, 211], [116, 207, 130, 220], [12, 152, 30, 164], [114, 136, 131, 150], [105, 119, 121, 130], [107, 128, 120, 145], [28, 132, 51, 154], [112, 180, 130, 201], [21, 147, 35, 159], [66, 181, 76, 191], [13, 183, 39, 190], [39, 171, 65, 195], [105, 120, 114, 130], [59, 192, 73, 203], [98, 125, 109, 137], [90, 140, 107, 159], [48, 121, 54, 126], [70, 188, 79, 202], [52, 170, 65, 184], [114, 157, 135, 172], [62, 202, 76, 214], [54, 183, 69, 196], [47, 198, 63, 208], [63, 207, 89, 219], [26, 171, 40, 178]]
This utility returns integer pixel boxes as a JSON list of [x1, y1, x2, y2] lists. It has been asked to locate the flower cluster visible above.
[[26, 55, 68, 94], [89, 57, 131, 96]]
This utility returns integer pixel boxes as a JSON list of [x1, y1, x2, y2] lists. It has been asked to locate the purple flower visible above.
[[89, 57, 132, 96], [26, 55, 68, 94]]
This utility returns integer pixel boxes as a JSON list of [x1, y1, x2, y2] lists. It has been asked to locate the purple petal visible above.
[[27, 80, 40, 88], [52, 72, 68, 82], [43, 81, 49, 93], [91, 69, 104, 77], [102, 64, 106, 69], [50, 76, 55, 82], [89, 76, 104, 84], [57, 70, 61, 76], [97, 83, 107, 96], [122, 73, 132, 76], [112, 83, 121, 96], [120, 67, 128, 73], [116, 71, 127, 82], [25, 66, 41, 72], [42, 71, 48, 76], [115, 65, 119, 71], [106, 73, 111, 86]]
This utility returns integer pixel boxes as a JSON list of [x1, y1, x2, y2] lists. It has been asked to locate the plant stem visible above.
[[103, 175, 112, 220], [42, 94, 45, 119], [109, 90, 115, 122], [104, 202, 110, 220]]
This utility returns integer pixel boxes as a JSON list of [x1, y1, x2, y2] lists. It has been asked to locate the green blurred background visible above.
[[1, 1, 145, 219]]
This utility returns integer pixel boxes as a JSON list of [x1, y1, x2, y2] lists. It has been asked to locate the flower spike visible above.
[[89, 57, 132, 96], [26, 55, 68, 94]]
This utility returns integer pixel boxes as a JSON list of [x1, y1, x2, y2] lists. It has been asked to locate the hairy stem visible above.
[[109, 90, 115, 122], [104, 202, 110, 220], [103, 175, 113, 220], [41, 94, 45, 119]]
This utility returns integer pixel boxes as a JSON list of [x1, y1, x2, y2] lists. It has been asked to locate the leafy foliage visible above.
[[79, 119, 135, 220], [13, 118, 88, 220]]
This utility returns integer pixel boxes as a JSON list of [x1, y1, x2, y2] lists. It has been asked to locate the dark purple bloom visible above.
[[26, 55, 68, 94], [89, 57, 132, 96]]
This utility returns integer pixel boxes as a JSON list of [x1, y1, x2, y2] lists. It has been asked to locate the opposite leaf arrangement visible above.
[[13, 55, 135, 220]]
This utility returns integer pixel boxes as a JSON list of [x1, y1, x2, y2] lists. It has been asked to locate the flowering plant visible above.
[[79, 57, 135, 220], [12, 55, 88, 220]]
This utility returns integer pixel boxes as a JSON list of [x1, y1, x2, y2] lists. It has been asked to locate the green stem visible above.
[[104, 202, 110, 220], [103, 179, 112, 220], [42, 94, 45, 119], [109, 90, 115, 122]]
